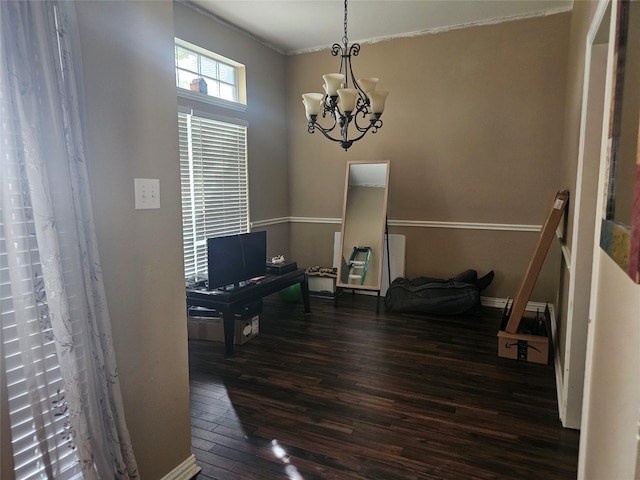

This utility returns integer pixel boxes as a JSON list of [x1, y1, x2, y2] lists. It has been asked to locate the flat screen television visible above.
[[207, 231, 267, 290]]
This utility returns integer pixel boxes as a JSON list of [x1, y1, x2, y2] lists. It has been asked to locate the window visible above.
[[178, 110, 249, 280], [176, 41, 249, 282], [1, 145, 81, 480], [175, 39, 246, 106]]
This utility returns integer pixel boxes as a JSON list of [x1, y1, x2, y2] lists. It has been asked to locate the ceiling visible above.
[[186, 0, 574, 55]]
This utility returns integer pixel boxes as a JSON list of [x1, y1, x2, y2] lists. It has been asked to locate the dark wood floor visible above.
[[188, 293, 579, 480]]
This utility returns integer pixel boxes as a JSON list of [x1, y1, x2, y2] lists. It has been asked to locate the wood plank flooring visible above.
[[188, 294, 579, 480]]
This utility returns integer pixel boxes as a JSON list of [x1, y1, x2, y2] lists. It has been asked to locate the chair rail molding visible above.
[[255, 216, 543, 232]]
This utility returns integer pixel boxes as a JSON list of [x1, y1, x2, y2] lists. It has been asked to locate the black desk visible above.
[[186, 268, 311, 357]]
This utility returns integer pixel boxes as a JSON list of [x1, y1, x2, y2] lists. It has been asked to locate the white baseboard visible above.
[[480, 296, 507, 309], [340, 293, 552, 315], [160, 454, 200, 480], [480, 296, 551, 313], [550, 307, 567, 428]]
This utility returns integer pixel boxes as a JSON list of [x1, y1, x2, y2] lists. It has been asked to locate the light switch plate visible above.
[[134, 178, 160, 209]]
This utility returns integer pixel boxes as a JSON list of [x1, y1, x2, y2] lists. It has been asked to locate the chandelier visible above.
[[302, 0, 388, 151]]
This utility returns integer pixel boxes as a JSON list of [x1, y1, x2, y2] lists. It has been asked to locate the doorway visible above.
[[560, 1, 610, 429]]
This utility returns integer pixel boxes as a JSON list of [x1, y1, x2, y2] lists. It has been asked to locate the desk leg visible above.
[[300, 275, 311, 314], [223, 312, 235, 358]]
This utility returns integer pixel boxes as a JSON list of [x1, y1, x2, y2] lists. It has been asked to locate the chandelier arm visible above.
[[342, 123, 375, 145], [310, 121, 350, 145], [353, 115, 383, 134], [310, 110, 381, 150], [345, 44, 363, 93], [309, 96, 341, 134], [352, 100, 373, 122], [348, 43, 361, 57], [312, 113, 338, 134], [354, 96, 369, 116], [323, 96, 343, 124]]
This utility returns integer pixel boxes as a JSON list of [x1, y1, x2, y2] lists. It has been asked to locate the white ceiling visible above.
[[186, 0, 574, 55]]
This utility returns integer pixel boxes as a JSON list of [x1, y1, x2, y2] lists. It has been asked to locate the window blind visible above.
[[178, 111, 249, 280], [1, 182, 81, 480]]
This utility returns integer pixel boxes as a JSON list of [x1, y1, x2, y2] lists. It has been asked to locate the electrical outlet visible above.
[[134, 178, 160, 209]]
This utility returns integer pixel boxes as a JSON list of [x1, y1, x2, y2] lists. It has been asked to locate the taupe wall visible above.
[[75, 1, 192, 478], [286, 13, 570, 301]]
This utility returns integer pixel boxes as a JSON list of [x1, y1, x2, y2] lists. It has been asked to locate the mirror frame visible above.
[[336, 160, 390, 292], [600, 0, 640, 283]]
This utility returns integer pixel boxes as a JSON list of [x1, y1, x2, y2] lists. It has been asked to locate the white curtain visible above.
[[1, 1, 138, 478]]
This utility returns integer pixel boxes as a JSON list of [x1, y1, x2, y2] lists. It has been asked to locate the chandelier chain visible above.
[[342, 0, 349, 45]]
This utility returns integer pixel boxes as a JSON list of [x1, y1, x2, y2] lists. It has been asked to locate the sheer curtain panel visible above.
[[1, 1, 138, 478]]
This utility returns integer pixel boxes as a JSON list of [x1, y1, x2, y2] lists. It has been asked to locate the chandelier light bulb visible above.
[[358, 78, 379, 94], [368, 91, 388, 114], [302, 93, 324, 119], [337, 88, 358, 113], [322, 74, 345, 96]]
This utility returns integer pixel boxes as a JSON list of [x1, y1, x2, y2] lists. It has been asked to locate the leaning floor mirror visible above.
[[336, 160, 390, 302]]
